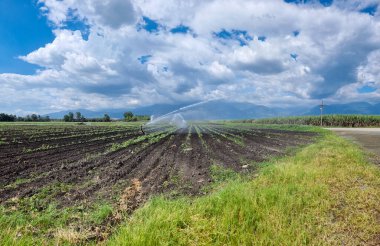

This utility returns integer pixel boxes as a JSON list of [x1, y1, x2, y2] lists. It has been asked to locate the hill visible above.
[[45, 101, 380, 119]]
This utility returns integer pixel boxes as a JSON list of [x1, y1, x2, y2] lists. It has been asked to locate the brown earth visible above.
[[0, 123, 317, 210]]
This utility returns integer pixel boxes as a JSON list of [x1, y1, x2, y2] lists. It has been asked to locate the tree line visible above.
[[62, 111, 150, 122], [123, 111, 150, 122], [0, 111, 150, 122], [0, 113, 50, 122], [63, 112, 111, 122]]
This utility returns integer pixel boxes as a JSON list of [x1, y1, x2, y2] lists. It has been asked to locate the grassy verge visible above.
[[108, 132, 380, 245], [0, 183, 115, 245]]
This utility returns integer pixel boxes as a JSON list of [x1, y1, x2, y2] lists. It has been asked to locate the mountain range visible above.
[[45, 101, 380, 120]]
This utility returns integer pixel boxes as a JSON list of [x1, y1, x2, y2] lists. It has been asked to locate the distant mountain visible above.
[[170, 101, 302, 120], [45, 109, 103, 119], [45, 101, 380, 120], [45, 101, 301, 120], [44, 104, 190, 119]]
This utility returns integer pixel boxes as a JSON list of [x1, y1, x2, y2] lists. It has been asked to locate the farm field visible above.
[[0, 122, 316, 244]]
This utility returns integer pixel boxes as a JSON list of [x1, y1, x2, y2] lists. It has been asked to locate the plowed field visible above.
[[0, 122, 316, 210]]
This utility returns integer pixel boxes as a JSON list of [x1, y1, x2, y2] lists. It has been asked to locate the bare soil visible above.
[[0, 124, 317, 210]]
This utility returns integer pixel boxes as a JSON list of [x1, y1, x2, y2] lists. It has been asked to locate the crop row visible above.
[[201, 125, 245, 146], [194, 125, 208, 150], [248, 115, 380, 127], [108, 129, 175, 152], [19, 132, 135, 154], [0, 126, 139, 144]]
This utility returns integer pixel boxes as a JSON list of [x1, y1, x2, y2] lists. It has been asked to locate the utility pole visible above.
[[320, 100, 324, 127]]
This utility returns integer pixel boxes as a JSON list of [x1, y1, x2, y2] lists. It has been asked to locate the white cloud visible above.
[[38, 0, 138, 28], [1, 0, 380, 114], [207, 61, 233, 79], [358, 50, 380, 85], [20, 30, 86, 69]]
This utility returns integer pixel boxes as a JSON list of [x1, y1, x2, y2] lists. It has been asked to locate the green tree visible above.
[[31, 114, 38, 122], [103, 114, 111, 122], [0, 113, 16, 122], [124, 111, 134, 121], [76, 112, 82, 122], [63, 115, 70, 122], [68, 112, 74, 122]]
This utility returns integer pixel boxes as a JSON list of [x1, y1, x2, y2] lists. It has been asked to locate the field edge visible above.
[[107, 131, 380, 246]]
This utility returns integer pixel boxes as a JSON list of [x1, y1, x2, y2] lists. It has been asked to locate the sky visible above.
[[0, 0, 379, 115]]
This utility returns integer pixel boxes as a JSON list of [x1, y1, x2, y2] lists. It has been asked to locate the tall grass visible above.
[[108, 133, 380, 245], [249, 114, 380, 127]]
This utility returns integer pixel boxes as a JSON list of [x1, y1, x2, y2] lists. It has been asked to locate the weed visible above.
[[3, 178, 31, 189], [91, 204, 114, 225], [0, 138, 6, 145], [210, 164, 239, 183]]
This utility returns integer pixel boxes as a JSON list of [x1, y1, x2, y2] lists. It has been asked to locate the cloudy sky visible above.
[[0, 0, 379, 115]]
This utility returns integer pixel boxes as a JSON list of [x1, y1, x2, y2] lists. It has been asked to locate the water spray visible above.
[[139, 99, 218, 134]]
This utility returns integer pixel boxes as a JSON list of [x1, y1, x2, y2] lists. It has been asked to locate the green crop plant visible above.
[[180, 125, 193, 152], [108, 130, 173, 152], [194, 125, 208, 150], [0, 138, 6, 145], [204, 126, 245, 147], [3, 178, 32, 190]]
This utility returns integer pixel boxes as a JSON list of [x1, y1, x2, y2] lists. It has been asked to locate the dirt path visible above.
[[328, 128, 380, 156]]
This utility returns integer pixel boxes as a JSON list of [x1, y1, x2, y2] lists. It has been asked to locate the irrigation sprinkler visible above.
[[320, 100, 324, 127], [140, 124, 145, 135]]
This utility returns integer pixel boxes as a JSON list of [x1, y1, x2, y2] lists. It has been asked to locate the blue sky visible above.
[[0, 0, 379, 114], [0, 0, 53, 74]]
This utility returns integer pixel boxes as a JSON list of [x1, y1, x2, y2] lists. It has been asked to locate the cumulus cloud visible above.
[[20, 30, 86, 69], [38, 0, 138, 28], [1, 0, 380, 114]]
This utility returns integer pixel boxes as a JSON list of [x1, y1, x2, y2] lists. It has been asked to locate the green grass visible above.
[[223, 121, 325, 133], [210, 164, 240, 183], [91, 203, 114, 225], [0, 192, 115, 245], [108, 131, 380, 245]]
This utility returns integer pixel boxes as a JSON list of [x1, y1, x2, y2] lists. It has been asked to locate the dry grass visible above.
[[54, 227, 88, 245]]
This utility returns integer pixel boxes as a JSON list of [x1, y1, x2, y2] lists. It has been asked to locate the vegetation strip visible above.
[[248, 115, 380, 127], [108, 130, 173, 152]]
